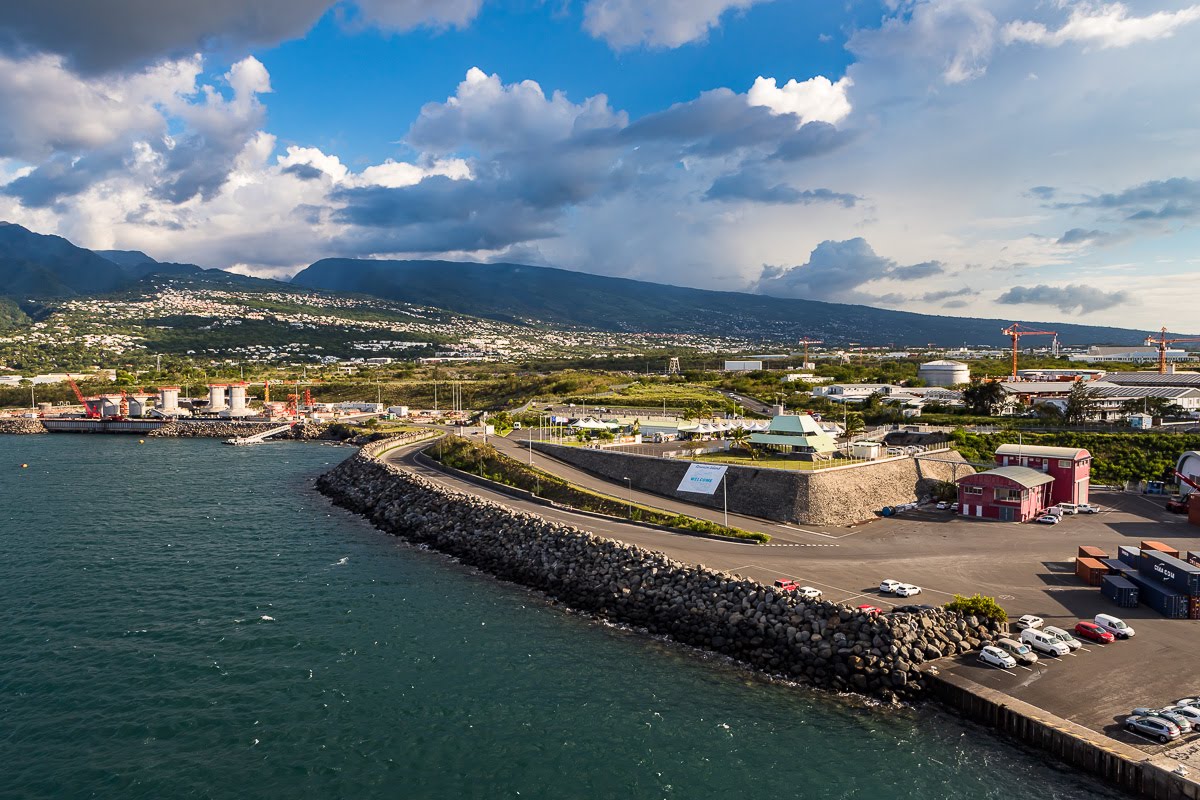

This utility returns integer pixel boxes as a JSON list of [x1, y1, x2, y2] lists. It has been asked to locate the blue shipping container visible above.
[[1117, 546, 1141, 568], [1100, 558, 1127, 574], [1101, 574, 1139, 608], [1137, 549, 1200, 597], [1125, 571, 1189, 619]]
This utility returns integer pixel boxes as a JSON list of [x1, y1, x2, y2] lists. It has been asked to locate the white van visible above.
[[1056, 503, 1079, 515], [1094, 614, 1136, 639], [1021, 628, 1071, 656]]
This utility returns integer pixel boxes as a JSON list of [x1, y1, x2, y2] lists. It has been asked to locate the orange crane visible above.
[[65, 373, 100, 418], [1001, 323, 1057, 380], [262, 379, 270, 404], [797, 337, 823, 366], [1145, 327, 1200, 374]]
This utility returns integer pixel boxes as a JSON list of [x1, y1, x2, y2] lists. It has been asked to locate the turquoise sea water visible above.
[[0, 436, 1114, 799]]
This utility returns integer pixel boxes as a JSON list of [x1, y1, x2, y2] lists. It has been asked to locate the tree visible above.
[[962, 381, 1006, 416], [1063, 382, 1100, 424], [727, 426, 751, 452], [844, 411, 865, 436]]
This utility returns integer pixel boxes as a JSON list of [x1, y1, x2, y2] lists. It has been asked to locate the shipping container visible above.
[[1075, 557, 1108, 586], [1101, 575, 1139, 608], [1187, 551, 1200, 569], [1137, 549, 1200, 597], [1099, 558, 1127, 575], [1078, 545, 1109, 560], [1117, 546, 1142, 568], [1125, 571, 1189, 618], [1190, 596, 1200, 621], [1140, 540, 1181, 559]]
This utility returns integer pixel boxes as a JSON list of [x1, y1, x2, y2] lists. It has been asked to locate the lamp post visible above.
[[623, 476, 632, 519], [722, 473, 729, 528]]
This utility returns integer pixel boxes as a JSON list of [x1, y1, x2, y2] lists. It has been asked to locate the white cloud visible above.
[[848, 0, 997, 85], [1004, 2, 1200, 49], [582, 0, 769, 49], [746, 75, 852, 125], [356, 158, 471, 187]]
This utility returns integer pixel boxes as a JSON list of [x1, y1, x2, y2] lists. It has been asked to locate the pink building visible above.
[[957, 466, 1055, 522], [994, 444, 1092, 506]]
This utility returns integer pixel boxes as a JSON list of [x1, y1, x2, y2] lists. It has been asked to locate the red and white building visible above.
[[957, 466, 1055, 522], [993, 444, 1091, 506]]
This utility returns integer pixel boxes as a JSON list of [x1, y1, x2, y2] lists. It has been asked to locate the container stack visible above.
[[1101, 575, 1139, 608], [1077, 541, 1200, 619]]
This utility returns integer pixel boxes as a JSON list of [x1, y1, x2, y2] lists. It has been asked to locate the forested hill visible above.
[[291, 258, 1160, 347]]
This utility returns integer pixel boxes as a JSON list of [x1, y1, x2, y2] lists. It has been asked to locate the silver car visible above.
[[1125, 715, 1181, 744], [1133, 707, 1193, 733], [1043, 625, 1082, 651]]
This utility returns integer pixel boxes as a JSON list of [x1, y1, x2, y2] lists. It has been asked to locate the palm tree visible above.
[[728, 425, 750, 453]]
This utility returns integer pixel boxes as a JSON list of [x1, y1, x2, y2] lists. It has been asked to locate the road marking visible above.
[[1016, 665, 1034, 672]]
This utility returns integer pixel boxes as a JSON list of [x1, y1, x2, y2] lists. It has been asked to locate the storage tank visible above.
[[208, 384, 228, 412], [1178, 452, 1200, 497], [227, 383, 249, 417], [99, 395, 122, 417], [158, 386, 180, 414], [917, 360, 970, 387], [127, 394, 153, 417]]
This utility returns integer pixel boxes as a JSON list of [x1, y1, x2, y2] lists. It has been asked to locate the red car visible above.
[[1074, 621, 1115, 643], [857, 604, 883, 615], [774, 579, 797, 591]]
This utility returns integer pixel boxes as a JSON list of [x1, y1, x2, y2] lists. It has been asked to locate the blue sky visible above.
[[0, 1, 1198, 332]]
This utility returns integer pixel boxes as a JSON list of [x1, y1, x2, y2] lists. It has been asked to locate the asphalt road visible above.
[[380, 435, 1200, 765]]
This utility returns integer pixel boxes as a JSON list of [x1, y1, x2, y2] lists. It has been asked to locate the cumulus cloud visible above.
[[996, 284, 1133, 314], [582, 0, 769, 50], [1062, 176, 1200, 222], [747, 75, 853, 125], [848, 0, 998, 84], [752, 238, 944, 302], [1004, 2, 1200, 49]]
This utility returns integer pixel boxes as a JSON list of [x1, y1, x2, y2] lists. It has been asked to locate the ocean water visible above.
[[0, 435, 1114, 799]]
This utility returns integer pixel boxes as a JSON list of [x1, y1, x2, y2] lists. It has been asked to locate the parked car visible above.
[[1035, 514, 1062, 525], [894, 583, 921, 597], [1167, 497, 1188, 513], [856, 604, 883, 615], [1125, 715, 1181, 744], [1076, 503, 1102, 514], [893, 604, 937, 613], [1133, 708, 1193, 734], [879, 579, 901, 594], [774, 579, 797, 590], [979, 645, 1017, 669], [1056, 503, 1079, 515], [1015, 614, 1045, 631], [995, 637, 1039, 665], [1021, 628, 1071, 656], [1165, 705, 1200, 727], [1094, 614, 1136, 639], [796, 586, 822, 601], [1043, 625, 1082, 651], [1175, 697, 1200, 709], [1074, 621, 1115, 643], [936, 501, 951, 510]]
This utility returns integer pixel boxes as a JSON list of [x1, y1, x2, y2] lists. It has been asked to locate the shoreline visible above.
[[317, 433, 1200, 800]]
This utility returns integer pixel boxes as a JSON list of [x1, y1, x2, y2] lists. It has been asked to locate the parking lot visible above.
[[713, 490, 1200, 764]]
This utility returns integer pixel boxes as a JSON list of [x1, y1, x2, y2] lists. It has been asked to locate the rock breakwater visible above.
[[318, 438, 1002, 700], [148, 420, 328, 439], [0, 418, 47, 434]]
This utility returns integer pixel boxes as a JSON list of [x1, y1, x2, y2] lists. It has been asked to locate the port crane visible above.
[[1001, 323, 1058, 381], [65, 373, 100, 418], [797, 337, 823, 366], [1145, 327, 1200, 374]]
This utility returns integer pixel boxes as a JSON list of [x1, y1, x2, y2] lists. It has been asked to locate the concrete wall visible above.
[[925, 668, 1200, 800], [530, 443, 973, 526]]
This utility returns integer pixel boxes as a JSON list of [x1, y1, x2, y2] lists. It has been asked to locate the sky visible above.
[[0, 0, 1198, 330]]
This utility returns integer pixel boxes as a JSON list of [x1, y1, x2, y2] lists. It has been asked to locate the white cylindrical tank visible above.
[[100, 395, 122, 417], [158, 386, 180, 414], [1179, 452, 1200, 497], [208, 384, 228, 411], [918, 360, 971, 387], [229, 383, 248, 413], [128, 394, 152, 417]]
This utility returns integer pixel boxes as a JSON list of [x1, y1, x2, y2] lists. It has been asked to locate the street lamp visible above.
[[623, 476, 632, 519]]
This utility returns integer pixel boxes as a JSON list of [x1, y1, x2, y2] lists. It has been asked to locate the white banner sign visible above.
[[676, 463, 728, 495]]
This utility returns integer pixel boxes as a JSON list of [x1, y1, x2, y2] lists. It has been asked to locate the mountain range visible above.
[[0, 221, 1181, 346]]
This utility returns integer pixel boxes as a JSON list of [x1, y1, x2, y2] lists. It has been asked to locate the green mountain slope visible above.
[[0, 223, 129, 296], [290, 258, 1163, 346]]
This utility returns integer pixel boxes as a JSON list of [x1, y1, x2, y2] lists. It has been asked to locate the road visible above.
[[378, 434, 1200, 764]]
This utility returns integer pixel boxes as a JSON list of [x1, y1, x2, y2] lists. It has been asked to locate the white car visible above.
[[879, 579, 901, 594], [1095, 613, 1135, 639], [894, 584, 921, 597], [796, 586, 822, 601], [1021, 628, 1071, 656], [936, 501, 951, 510], [1015, 614, 1044, 631], [1166, 705, 1200, 727], [979, 645, 1017, 669], [1043, 625, 1082, 651], [1076, 503, 1102, 514], [1035, 514, 1061, 525]]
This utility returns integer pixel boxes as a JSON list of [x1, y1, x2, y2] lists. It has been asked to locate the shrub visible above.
[[944, 593, 1007, 623]]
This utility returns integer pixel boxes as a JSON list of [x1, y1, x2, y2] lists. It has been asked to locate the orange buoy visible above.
[[21, 463, 28, 468]]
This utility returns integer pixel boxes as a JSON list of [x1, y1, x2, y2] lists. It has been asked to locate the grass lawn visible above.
[[690, 453, 836, 471]]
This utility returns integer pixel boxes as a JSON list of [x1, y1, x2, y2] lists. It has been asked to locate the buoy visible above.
[[138, 439, 145, 444], [21, 463, 28, 468]]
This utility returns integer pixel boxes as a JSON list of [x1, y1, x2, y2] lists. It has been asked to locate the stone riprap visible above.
[[148, 420, 328, 439], [317, 437, 1001, 700], [529, 442, 974, 526], [0, 418, 47, 434]]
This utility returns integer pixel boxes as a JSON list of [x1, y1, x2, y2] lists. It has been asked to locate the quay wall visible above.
[[316, 436, 1001, 701], [925, 669, 1200, 800], [528, 442, 973, 525]]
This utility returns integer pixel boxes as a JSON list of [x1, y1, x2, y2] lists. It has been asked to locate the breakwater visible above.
[[0, 418, 47, 434], [148, 419, 328, 439], [317, 437, 1001, 700], [529, 442, 973, 526]]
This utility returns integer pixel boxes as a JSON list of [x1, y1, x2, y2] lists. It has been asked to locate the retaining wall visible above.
[[317, 437, 999, 701], [529, 443, 973, 525]]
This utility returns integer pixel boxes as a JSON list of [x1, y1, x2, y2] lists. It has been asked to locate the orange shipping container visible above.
[[1078, 545, 1108, 560], [1075, 557, 1109, 586], [1141, 540, 1181, 558]]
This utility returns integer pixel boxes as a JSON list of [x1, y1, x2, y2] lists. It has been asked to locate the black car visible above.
[[893, 604, 937, 613]]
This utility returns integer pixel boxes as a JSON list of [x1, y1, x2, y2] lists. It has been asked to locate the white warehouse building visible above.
[[918, 360, 970, 387]]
